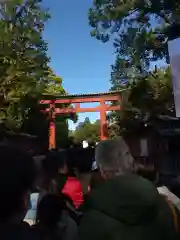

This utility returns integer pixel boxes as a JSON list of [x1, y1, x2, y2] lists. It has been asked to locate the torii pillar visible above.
[[49, 102, 56, 149], [100, 99, 108, 140], [49, 119, 56, 149]]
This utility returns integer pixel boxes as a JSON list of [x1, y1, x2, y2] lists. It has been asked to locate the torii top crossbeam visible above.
[[40, 90, 122, 149]]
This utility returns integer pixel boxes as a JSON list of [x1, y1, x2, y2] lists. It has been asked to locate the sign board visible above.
[[168, 38, 180, 117]]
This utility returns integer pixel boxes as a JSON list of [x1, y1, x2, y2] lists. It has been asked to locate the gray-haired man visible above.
[[95, 137, 134, 178], [79, 137, 180, 240]]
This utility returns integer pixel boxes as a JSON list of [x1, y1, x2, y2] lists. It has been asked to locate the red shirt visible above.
[[62, 177, 84, 208]]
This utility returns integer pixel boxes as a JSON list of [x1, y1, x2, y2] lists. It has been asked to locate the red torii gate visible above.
[[40, 91, 121, 149]]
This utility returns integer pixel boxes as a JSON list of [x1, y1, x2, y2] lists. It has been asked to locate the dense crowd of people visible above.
[[1, 137, 180, 239]]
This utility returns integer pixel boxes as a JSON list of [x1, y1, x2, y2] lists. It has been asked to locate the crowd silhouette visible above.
[[1, 137, 180, 239]]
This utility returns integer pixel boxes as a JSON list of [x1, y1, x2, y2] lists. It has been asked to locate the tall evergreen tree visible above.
[[0, 0, 50, 128]]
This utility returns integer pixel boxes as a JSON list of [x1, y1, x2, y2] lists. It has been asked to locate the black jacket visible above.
[[0, 221, 39, 240]]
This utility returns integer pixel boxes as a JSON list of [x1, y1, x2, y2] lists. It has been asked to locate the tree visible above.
[[88, 0, 180, 67], [72, 118, 100, 143], [20, 95, 49, 139], [0, 0, 50, 129], [44, 68, 66, 95], [20, 69, 69, 141], [108, 67, 174, 136], [0, 0, 74, 148], [88, 0, 178, 138]]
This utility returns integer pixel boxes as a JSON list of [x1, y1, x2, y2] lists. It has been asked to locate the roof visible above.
[[41, 90, 124, 99]]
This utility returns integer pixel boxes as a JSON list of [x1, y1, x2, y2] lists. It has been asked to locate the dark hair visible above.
[[0, 146, 36, 220], [36, 194, 64, 226], [68, 148, 93, 174], [42, 151, 59, 179], [65, 149, 76, 177], [58, 150, 68, 169], [77, 148, 94, 173]]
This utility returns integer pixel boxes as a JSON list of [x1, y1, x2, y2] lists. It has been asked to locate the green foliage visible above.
[[109, 67, 174, 136], [20, 95, 49, 138], [88, 0, 180, 66], [89, 0, 177, 137], [44, 68, 66, 95], [72, 117, 100, 143], [0, 0, 70, 147], [20, 68, 67, 138], [0, 0, 50, 129]]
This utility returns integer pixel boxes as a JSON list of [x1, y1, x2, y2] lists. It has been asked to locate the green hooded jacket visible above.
[[79, 175, 180, 240]]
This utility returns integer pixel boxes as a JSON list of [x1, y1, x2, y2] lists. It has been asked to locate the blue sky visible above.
[[42, 0, 115, 129]]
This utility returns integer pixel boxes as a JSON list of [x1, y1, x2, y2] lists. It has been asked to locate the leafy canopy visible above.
[[0, 0, 70, 143], [72, 117, 100, 143], [88, 0, 177, 137], [89, 0, 180, 67], [109, 67, 174, 136], [0, 0, 50, 125]]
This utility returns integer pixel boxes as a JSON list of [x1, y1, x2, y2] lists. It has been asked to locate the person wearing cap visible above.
[[79, 137, 180, 240]]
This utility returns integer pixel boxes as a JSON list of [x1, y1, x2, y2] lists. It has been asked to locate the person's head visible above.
[[95, 137, 134, 179], [42, 150, 59, 183], [58, 150, 68, 175], [0, 146, 36, 222], [36, 194, 64, 226], [64, 148, 76, 177], [75, 148, 93, 175], [33, 155, 46, 190]]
